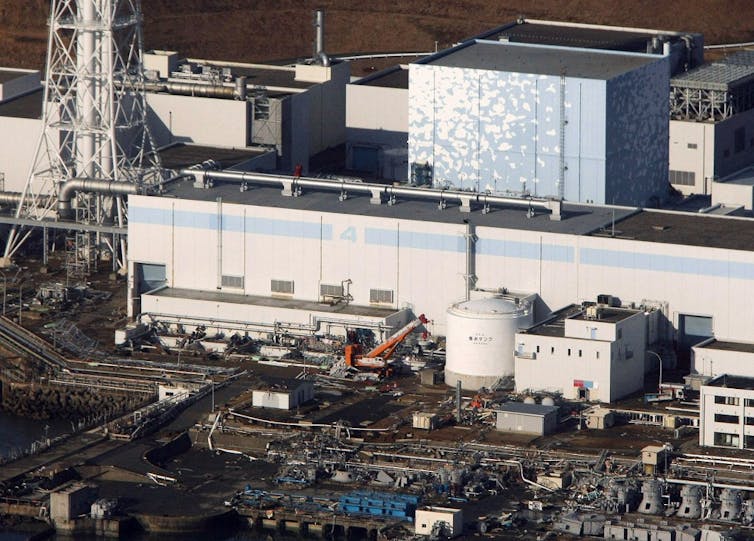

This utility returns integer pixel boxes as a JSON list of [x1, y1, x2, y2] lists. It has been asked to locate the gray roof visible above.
[[148, 287, 398, 319], [155, 177, 754, 253], [696, 339, 754, 354], [0, 88, 42, 119], [670, 62, 754, 91], [160, 177, 634, 236], [0, 70, 29, 84], [598, 210, 754, 252], [720, 50, 754, 67], [475, 21, 685, 54], [424, 40, 658, 80], [356, 66, 408, 89], [705, 374, 754, 391], [497, 402, 559, 416], [158, 143, 270, 170]]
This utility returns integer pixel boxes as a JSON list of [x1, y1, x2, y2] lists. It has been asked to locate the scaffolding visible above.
[[670, 62, 754, 122], [4, 0, 162, 270]]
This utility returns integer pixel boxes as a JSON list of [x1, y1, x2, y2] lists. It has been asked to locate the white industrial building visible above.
[[692, 339, 754, 380], [496, 402, 559, 436], [251, 378, 314, 410], [514, 304, 649, 402], [699, 375, 754, 450], [408, 39, 669, 205], [669, 53, 754, 204], [415, 507, 463, 538], [143, 51, 350, 174], [0, 47, 350, 196], [126, 171, 754, 397]]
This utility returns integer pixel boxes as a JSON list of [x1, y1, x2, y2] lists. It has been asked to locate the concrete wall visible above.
[[146, 93, 248, 149], [0, 116, 42, 193], [346, 79, 408, 180], [669, 120, 714, 195], [128, 195, 467, 335], [296, 61, 349, 156], [0, 69, 40, 102], [515, 334, 613, 400], [129, 197, 754, 344], [670, 109, 754, 197], [604, 57, 669, 206], [692, 342, 754, 378]]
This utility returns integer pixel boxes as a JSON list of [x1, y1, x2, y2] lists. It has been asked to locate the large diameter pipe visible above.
[[314, 9, 330, 66], [184, 169, 562, 217], [57, 179, 138, 218]]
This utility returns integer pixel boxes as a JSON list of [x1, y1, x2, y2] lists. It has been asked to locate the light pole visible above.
[[0, 270, 5, 316], [647, 350, 663, 393], [18, 282, 23, 325]]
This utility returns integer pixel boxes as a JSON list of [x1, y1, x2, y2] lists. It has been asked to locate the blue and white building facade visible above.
[[408, 40, 669, 205], [128, 177, 754, 349]]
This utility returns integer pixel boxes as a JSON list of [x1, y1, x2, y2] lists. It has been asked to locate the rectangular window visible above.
[[669, 170, 696, 186], [320, 283, 344, 298], [715, 395, 740, 406], [567, 348, 571, 356], [745, 417, 754, 426], [253, 96, 270, 120], [578, 350, 582, 357], [596, 351, 600, 359], [714, 432, 740, 447], [735, 126, 746, 153], [536, 345, 540, 353], [221, 275, 244, 289], [745, 398, 754, 407], [271, 279, 294, 295], [714, 414, 739, 424], [551, 347, 555, 354], [369, 288, 394, 304], [617, 329, 623, 339], [687, 143, 698, 149]]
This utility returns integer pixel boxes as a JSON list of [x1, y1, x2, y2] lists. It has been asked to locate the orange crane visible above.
[[344, 314, 428, 377]]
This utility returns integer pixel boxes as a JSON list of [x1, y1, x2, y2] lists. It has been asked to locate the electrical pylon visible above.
[[3, 0, 161, 270]]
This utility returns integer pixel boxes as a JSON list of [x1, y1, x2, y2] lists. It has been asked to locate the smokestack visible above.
[[313, 9, 330, 66]]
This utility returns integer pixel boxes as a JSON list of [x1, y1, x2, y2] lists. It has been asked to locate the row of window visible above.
[[714, 413, 754, 425], [669, 170, 695, 186], [713, 396, 754, 407], [534, 344, 601, 359], [713, 432, 754, 449], [264, 279, 394, 305]]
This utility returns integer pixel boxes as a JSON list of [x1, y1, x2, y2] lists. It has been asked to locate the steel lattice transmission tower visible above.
[[4, 0, 161, 269]]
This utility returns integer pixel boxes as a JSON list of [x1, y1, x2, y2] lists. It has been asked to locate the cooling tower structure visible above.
[[445, 296, 533, 390], [4, 0, 161, 270]]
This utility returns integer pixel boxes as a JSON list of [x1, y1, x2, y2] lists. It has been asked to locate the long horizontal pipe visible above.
[[184, 169, 563, 217], [57, 179, 139, 218]]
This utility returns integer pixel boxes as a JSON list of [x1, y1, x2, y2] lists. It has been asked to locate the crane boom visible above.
[[365, 314, 428, 360]]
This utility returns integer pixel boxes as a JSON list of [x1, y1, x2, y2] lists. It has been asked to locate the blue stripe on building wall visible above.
[[580, 247, 754, 281], [476, 238, 575, 263], [365, 228, 465, 252], [129, 207, 332, 240]]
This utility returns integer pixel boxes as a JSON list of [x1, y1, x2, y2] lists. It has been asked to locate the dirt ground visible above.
[[1, 1, 754, 71]]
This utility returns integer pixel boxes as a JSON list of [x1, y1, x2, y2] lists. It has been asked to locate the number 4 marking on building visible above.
[[340, 227, 357, 242]]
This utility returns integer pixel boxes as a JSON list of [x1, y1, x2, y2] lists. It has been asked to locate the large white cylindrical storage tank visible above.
[[445, 297, 532, 390]]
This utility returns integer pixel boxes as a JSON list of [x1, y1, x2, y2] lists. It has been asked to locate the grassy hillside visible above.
[[0, 1, 752, 70]]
